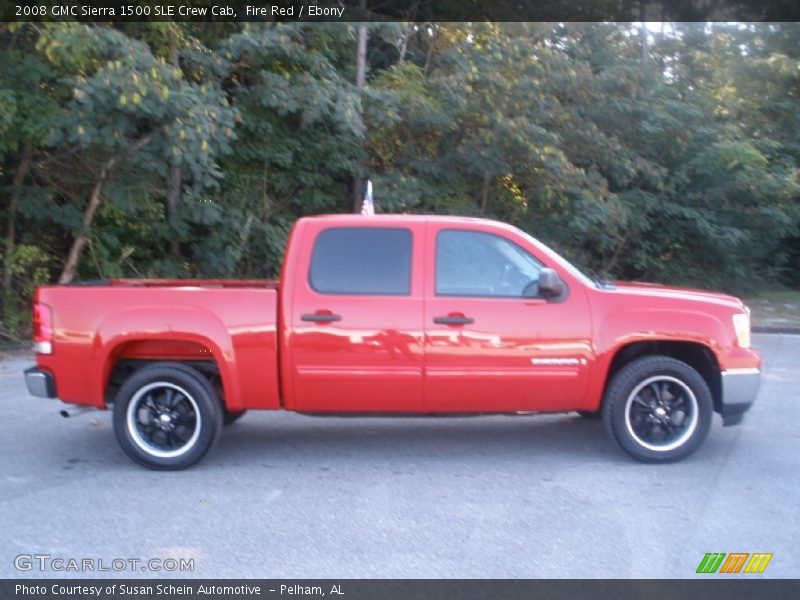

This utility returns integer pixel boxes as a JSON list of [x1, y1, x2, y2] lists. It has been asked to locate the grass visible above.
[[744, 288, 800, 330]]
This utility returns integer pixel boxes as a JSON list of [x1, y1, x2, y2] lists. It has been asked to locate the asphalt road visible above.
[[1, 333, 798, 579]]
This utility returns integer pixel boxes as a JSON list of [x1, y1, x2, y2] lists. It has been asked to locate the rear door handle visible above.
[[301, 313, 342, 323], [433, 315, 474, 325]]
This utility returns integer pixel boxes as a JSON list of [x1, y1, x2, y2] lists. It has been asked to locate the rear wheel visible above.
[[113, 363, 222, 470], [602, 356, 712, 462]]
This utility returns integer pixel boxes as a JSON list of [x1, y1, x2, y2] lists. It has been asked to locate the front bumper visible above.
[[720, 368, 761, 426], [25, 367, 57, 399]]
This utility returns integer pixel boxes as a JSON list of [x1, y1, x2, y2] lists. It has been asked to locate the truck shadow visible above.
[[211, 413, 621, 465]]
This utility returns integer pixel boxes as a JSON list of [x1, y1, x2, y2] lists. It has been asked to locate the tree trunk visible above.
[[166, 42, 182, 257], [398, 2, 418, 61], [479, 173, 491, 214], [353, 176, 365, 213], [59, 135, 152, 284], [166, 163, 181, 256], [603, 232, 632, 276], [355, 21, 368, 88], [639, 1, 649, 64], [261, 132, 271, 217], [604, 199, 659, 275], [399, 25, 413, 62], [58, 157, 117, 284], [352, 0, 369, 212], [424, 26, 438, 76], [3, 142, 32, 290]]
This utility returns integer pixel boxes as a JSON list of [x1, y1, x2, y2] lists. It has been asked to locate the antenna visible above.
[[360, 180, 374, 216]]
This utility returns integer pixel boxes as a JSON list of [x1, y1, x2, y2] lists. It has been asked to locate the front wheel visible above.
[[602, 356, 713, 462], [113, 363, 223, 470]]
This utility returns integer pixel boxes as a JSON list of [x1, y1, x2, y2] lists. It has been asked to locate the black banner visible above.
[[3, 580, 800, 600], [3, 0, 800, 23]]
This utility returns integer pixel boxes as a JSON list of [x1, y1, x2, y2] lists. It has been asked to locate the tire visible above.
[[113, 362, 223, 470], [155, 361, 233, 417], [602, 356, 713, 462], [576, 410, 601, 419], [224, 410, 247, 426]]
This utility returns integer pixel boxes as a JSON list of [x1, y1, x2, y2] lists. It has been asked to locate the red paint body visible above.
[[33, 215, 760, 414]]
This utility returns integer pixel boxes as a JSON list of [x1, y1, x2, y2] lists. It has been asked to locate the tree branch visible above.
[[58, 135, 152, 284]]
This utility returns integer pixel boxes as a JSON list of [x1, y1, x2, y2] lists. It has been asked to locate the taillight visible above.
[[33, 303, 53, 354]]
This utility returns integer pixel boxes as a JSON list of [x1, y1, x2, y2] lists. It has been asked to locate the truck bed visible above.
[[107, 279, 279, 289], [35, 282, 281, 411]]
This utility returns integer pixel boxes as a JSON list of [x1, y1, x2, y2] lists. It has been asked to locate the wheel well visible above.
[[105, 358, 224, 407], [604, 341, 722, 413]]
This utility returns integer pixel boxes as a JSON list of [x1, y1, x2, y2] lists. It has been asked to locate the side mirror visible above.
[[537, 268, 564, 299]]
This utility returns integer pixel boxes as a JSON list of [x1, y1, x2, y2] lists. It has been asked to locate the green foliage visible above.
[[0, 244, 51, 337], [0, 50, 63, 159], [1, 22, 799, 340], [38, 25, 237, 186]]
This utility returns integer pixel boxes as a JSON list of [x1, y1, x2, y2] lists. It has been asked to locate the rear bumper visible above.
[[25, 367, 57, 399], [720, 368, 761, 426]]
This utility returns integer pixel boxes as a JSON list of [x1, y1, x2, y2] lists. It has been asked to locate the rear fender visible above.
[[94, 306, 239, 409]]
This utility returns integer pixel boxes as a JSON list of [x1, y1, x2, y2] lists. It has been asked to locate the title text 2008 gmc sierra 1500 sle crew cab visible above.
[[25, 215, 761, 469]]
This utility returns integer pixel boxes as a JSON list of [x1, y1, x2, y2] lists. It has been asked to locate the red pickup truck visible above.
[[25, 214, 761, 469]]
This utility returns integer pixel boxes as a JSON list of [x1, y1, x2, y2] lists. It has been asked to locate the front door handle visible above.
[[433, 315, 474, 326], [301, 313, 342, 323]]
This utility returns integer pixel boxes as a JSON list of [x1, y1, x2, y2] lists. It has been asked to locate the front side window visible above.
[[436, 230, 543, 297], [309, 227, 412, 295]]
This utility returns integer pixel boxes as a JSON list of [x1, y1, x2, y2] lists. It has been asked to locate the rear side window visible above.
[[309, 227, 412, 295]]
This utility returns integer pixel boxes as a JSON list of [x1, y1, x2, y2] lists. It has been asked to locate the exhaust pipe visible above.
[[59, 406, 95, 419]]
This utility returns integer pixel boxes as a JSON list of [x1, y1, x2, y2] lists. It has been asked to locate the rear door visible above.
[[287, 220, 425, 412], [423, 223, 593, 412]]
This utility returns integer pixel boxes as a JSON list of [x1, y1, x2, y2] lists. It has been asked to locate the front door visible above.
[[288, 221, 425, 412], [424, 225, 593, 412]]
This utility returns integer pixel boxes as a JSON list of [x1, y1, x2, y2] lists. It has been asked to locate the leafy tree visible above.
[[1, 21, 798, 340], [36, 23, 237, 281]]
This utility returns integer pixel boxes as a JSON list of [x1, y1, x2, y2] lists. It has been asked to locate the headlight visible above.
[[733, 312, 751, 348]]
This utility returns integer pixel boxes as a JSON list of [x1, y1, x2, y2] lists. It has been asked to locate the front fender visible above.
[[585, 307, 730, 409], [596, 307, 730, 357]]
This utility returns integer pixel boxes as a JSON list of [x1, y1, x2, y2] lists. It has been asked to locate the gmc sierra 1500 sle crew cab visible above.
[[24, 214, 761, 469]]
